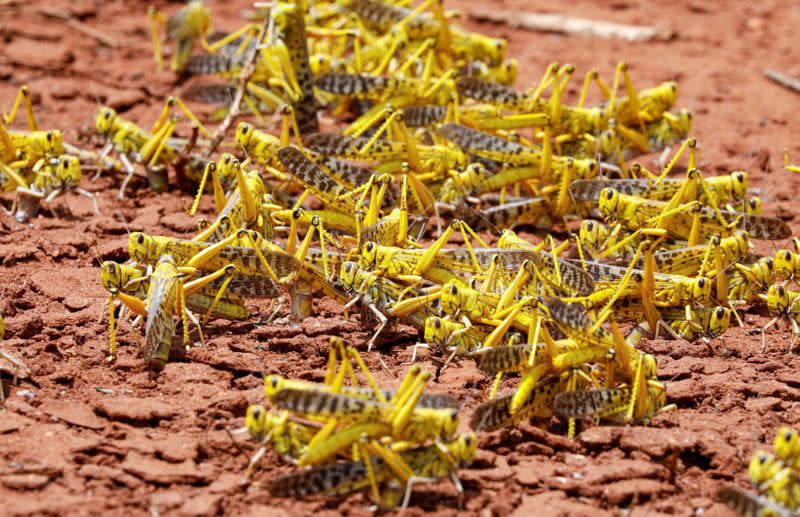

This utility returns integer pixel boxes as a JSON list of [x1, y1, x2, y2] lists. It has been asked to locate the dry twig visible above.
[[764, 68, 800, 95], [469, 9, 674, 42], [204, 13, 271, 157], [38, 8, 120, 48]]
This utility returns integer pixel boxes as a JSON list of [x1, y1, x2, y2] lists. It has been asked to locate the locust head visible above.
[[100, 261, 125, 294], [598, 188, 621, 222], [424, 317, 449, 348], [96, 107, 117, 135], [746, 196, 762, 215], [753, 257, 774, 286], [766, 284, 791, 316], [450, 432, 477, 468], [235, 122, 254, 151], [579, 220, 604, 248], [359, 241, 379, 269], [775, 249, 797, 280], [339, 261, 360, 291], [440, 283, 463, 315], [748, 451, 782, 486], [706, 306, 730, 339], [729, 171, 748, 200], [245, 404, 272, 440], [774, 427, 800, 465], [128, 232, 162, 264], [56, 155, 81, 186], [692, 277, 711, 303]]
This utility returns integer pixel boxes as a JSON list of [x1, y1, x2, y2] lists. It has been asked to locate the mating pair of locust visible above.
[[102, 230, 299, 370]]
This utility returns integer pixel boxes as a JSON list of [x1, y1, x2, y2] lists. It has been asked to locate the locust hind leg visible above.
[[117, 154, 137, 199]]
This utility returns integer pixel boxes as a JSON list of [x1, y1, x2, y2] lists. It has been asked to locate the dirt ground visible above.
[[2, 0, 800, 515]]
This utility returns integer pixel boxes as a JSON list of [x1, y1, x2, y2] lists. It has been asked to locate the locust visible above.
[[305, 129, 468, 180], [541, 297, 666, 423], [423, 316, 501, 357], [569, 169, 750, 207], [116, 255, 241, 370], [268, 367, 461, 480], [94, 101, 207, 197], [272, 2, 320, 134], [625, 304, 731, 342], [718, 485, 793, 517], [774, 241, 800, 281], [497, 230, 596, 296], [636, 231, 750, 281], [100, 260, 283, 359], [438, 122, 598, 179], [760, 285, 800, 353], [148, 1, 212, 72], [6, 154, 99, 223], [339, 261, 432, 350], [268, 432, 476, 509], [553, 379, 670, 424], [462, 197, 553, 232], [469, 375, 566, 432], [746, 451, 800, 512], [569, 257, 713, 312], [190, 159, 278, 242], [575, 220, 678, 262], [598, 187, 790, 242], [128, 231, 298, 282], [264, 338, 457, 412], [728, 256, 774, 306], [774, 427, 800, 471], [456, 65, 679, 137], [316, 72, 455, 105], [244, 405, 319, 476], [1, 86, 63, 167]]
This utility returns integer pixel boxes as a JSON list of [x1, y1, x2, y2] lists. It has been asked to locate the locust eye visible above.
[[61, 158, 68, 167], [785, 251, 792, 260], [434, 318, 441, 329], [252, 406, 262, 418], [670, 84, 677, 92], [47, 131, 53, 141], [766, 258, 774, 269], [735, 172, 744, 182], [586, 221, 594, 231], [104, 110, 111, 119], [716, 307, 725, 319], [698, 278, 706, 288], [450, 285, 458, 295], [137, 234, 144, 245], [750, 198, 757, 208], [271, 377, 278, 388], [606, 189, 614, 200], [778, 286, 786, 296], [344, 263, 352, 273], [241, 124, 250, 133], [366, 242, 374, 252], [464, 435, 472, 446], [759, 453, 768, 464], [224, 155, 231, 164], [786, 430, 794, 441]]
